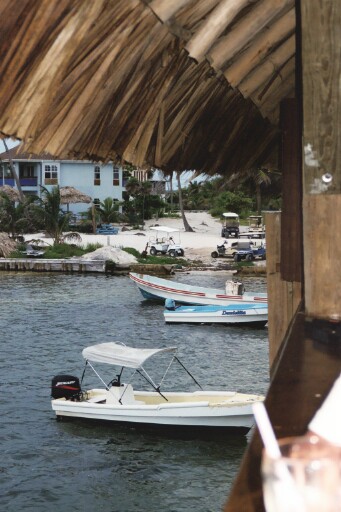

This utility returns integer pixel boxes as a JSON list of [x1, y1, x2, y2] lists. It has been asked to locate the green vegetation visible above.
[[123, 177, 166, 226], [0, 192, 40, 236], [165, 172, 281, 218], [10, 242, 103, 259], [32, 186, 71, 244], [96, 197, 120, 223]]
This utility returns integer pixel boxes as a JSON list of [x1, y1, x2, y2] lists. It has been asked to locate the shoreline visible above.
[[23, 211, 267, 269]]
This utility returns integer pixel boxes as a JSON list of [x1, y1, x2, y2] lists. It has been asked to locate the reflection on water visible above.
[[0, 271, 269, 512]]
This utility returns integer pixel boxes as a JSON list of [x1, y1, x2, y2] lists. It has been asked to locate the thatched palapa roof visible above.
[[0, 0, 295, 176], [0, 232, 17, 257], [59, 187, 92, 205]]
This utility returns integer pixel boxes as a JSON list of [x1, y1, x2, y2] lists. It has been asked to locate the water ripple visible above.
[[0, 271, 269, 512]]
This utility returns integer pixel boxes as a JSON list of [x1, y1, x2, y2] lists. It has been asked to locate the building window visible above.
[[44, 164, 58, 185], [94, 166, 101, 186], [21, 164, 35, 178], [113, 165, 120, 186]]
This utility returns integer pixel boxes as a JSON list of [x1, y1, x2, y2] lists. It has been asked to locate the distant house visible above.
[[131, 168, 166, 197], [0, 147, 124, 214]]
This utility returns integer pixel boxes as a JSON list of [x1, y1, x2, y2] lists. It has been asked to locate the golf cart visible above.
[[148, 226, 184, 257], [211, 241, 266, 261], [248, 215, 264, 232], [221, 212, 240, 238]]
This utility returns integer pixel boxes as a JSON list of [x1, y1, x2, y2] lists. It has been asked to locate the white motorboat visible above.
[[164, 300, 268, 326], [129, 272, 267, 306], [51, 342, 264, 435]]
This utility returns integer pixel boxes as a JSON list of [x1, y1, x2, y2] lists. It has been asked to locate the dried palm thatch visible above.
[[0, 0, 295, 176], [0, 185, 21, 202], [0, 232, 17, 257], [59, 187, 92, 205]]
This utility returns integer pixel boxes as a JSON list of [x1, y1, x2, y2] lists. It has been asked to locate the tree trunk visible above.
[[3, 139, 24, 202], [176, 171, 193, 232], [170, 174, 174, 212], [256, 182, 262, 214]]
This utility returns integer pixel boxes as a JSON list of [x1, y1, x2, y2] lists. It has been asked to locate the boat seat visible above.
[[106, 384, 144, 405], [87, 395, 107, 403]]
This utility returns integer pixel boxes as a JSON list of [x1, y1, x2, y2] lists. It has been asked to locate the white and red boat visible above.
[[129, 272, 267, 307]]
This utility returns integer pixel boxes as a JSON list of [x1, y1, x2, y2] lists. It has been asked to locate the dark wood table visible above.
[[224, 311, 341, 511]]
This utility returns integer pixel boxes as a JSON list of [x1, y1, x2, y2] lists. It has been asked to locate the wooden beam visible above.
[[254, 70, 295, 117], [149, 0, 193, 22], [301, 0, 341, 319], [280, 98, 303, 280], [255, 57, 295, 102], [185, 0, 251, 63], [238, 36, 295, 98], [210, 0, 294, 71], [224, 8, 295, 86]]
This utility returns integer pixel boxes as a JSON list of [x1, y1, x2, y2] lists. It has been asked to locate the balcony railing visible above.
[[1, 178, 15, 186], [20, 177, 38, 186]]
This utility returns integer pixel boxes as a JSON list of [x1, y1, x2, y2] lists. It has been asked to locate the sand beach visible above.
[[25, 211, 266, 266]]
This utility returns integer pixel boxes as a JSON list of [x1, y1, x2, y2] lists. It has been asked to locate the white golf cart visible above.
[[148, 226, 184, 257], [248, 215, 264, 232], [221, 212, 240, 238]]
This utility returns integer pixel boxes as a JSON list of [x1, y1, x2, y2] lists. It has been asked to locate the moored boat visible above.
[[129, 272, 267, 306], [51, 342, 264, 435], [164, 300, 268, 326]]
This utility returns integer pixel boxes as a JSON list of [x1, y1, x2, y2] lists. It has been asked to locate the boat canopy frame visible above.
[[81, 342, 202, 403]]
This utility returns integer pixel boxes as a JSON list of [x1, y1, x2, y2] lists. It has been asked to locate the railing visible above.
[[1, 178, 15, 186], [20, 178, 38, 186]]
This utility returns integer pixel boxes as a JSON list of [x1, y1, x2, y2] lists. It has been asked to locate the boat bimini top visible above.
[[82, 342, 177, 369], [81, 342, 202, 399]]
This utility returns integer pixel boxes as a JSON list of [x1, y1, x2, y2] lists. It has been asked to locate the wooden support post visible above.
[[301, 0, 341, 320], [280, 98, 303, 282], [266, 212, 302, 368]]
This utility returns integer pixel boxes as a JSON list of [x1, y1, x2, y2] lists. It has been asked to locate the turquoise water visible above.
[[0, 271, 269, 512]]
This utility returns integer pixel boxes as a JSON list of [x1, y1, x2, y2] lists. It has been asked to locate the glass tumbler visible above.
[[261, 435, 341, 512]]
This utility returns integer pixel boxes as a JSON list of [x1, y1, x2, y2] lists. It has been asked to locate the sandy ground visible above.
[[25, 212, 264, 265], [87, 212, 229, 264]]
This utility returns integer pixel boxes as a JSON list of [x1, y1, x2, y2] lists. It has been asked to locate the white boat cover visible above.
[[149, 226, 179, 233], [82, 342, 177, 368]]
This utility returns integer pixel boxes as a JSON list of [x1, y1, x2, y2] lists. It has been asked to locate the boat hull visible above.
[[129, 273, 267, 306], [164, 305, 268, 325], [51, 389, 263, 433]]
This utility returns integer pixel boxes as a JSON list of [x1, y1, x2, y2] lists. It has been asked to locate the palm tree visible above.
[[32, 186, 71, 245], [226, 167, 280, 214], [98, 197, 120, 223], [0, 191, 38, 236], [176, 171, 193, 232]]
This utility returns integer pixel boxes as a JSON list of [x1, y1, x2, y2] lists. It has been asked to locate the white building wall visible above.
[[44, 161, 124, 214], [6, 156, 125, 214]]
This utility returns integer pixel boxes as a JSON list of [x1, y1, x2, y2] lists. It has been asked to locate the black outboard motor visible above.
[[51, 374, 82, 400]]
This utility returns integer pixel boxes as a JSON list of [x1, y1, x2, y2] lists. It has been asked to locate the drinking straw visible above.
[[253, 402, 282, 458], [252, 402, 304, 512]]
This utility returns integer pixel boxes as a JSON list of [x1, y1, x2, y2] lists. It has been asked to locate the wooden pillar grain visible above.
[[301, 0, 341, 320], [280, 98, 303, 283], [266, 212, 302, 368]]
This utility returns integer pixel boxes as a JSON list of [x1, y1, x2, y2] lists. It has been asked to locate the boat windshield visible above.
[[82, 342, 177, 369]]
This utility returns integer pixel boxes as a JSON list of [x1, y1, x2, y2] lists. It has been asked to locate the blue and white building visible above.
[[0, 147, 125, 213]]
